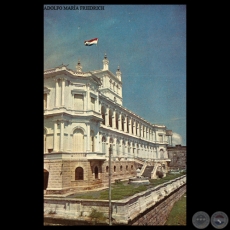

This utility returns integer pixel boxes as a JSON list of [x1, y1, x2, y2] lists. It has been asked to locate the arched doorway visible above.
[[160, 149, 164, 159], [75, 167, 84, 180], [44, 169, 49, 190], [95, 166, 98, 179]]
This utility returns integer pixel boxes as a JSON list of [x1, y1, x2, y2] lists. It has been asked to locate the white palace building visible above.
[[44, 54, 171, 194]]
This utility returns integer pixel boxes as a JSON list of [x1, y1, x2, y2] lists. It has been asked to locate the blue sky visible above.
[[44, 4, 186, 146]]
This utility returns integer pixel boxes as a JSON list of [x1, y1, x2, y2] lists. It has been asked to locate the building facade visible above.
[[167, 145, 186, 170], [44, 55, 171, 194]]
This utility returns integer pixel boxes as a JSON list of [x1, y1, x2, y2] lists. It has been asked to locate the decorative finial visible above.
[[104, 53, 107, 59]]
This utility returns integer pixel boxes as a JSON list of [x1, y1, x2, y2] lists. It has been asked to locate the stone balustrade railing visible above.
[[44, 175, 186, 224]]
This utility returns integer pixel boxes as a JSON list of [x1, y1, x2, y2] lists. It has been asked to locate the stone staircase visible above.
[[141, 165, 154, 178]]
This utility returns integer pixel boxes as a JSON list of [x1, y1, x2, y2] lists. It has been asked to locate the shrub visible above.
[[156, 170, 164, 178], [89, 208, 107, 223]]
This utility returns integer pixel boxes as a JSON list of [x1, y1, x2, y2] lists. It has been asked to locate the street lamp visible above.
[[109, 144, 112, 225]]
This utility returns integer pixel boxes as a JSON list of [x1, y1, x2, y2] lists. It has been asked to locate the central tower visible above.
[[95, 54, 123, 105]]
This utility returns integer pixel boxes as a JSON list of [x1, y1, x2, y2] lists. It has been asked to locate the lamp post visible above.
[[109, 144, 112, 225]]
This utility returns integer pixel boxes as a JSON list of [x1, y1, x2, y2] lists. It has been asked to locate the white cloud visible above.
[[172, 132, 183, 146]]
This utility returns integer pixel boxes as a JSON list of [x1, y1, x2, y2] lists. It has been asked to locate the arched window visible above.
[[102, 136, 106, 154], [115, 112, 119, 129], [114, 166, 116, 172], [73, 129, 84, 152], [91, 97, 95, 110], [110, 79, 112, 89], [126, 165, 128, 171], [137, 144, 140, 155], [131, 119, 133, 134], [120, 165, 123, 171], [109, 109, 113, 127], [101, 106, 106, 125], [121, 116, 125, 131], [116, 84, 119, 94], [75, 167, 84, 180], [106, 166, 109, 173], [160, 149, 164, 159], [122, 140, 125, 154], [128, 142, 130, 153], [131, 165, 133, 170], [116, 139, 120, 155]]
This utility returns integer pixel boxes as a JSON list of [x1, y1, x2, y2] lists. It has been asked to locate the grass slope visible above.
[[164, 193, 186, 225]]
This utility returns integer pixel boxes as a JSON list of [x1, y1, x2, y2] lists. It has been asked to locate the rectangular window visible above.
[[91, 136, 94, 152], [91, 97, 95, 110], [74, 94, 84, 110], [158, 134, 163, 143]]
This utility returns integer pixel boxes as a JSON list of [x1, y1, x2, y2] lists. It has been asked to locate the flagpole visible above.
[[97, 40, 100, 69]]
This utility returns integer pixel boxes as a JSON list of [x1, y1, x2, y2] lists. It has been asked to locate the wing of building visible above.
[[44, 55, 171, 194]]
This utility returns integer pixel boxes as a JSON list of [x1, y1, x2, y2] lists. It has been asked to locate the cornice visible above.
[[44, 87, 51, 94], [92, 69, 122, 84], [44, 67, 92, 79]]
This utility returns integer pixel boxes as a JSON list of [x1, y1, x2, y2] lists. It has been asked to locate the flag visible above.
[[84, 38, 98, 46]]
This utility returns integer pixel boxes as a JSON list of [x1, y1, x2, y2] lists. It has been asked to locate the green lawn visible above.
[[70, 172, 185, 200], [164, 193, 186, 225]]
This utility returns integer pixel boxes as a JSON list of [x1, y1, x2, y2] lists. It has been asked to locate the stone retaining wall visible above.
[[44, 175, 186, 225]]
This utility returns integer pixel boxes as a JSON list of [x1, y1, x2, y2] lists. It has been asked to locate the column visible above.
[[146, 127, 149, 140], [55, 79, 59, 107], [68, 122, 72, 152], [118, 113, 122, 131], [105, 106, 109, 126], [86, 123, 90, 152], [140, 124, 142, 138], [87, 86, 90, 111], [95, 125, 99, 152], [125, 140, 128, 157], [53, 121, 57, 152], [61, 78, 65, 106], [60, 120, 64, 151]]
